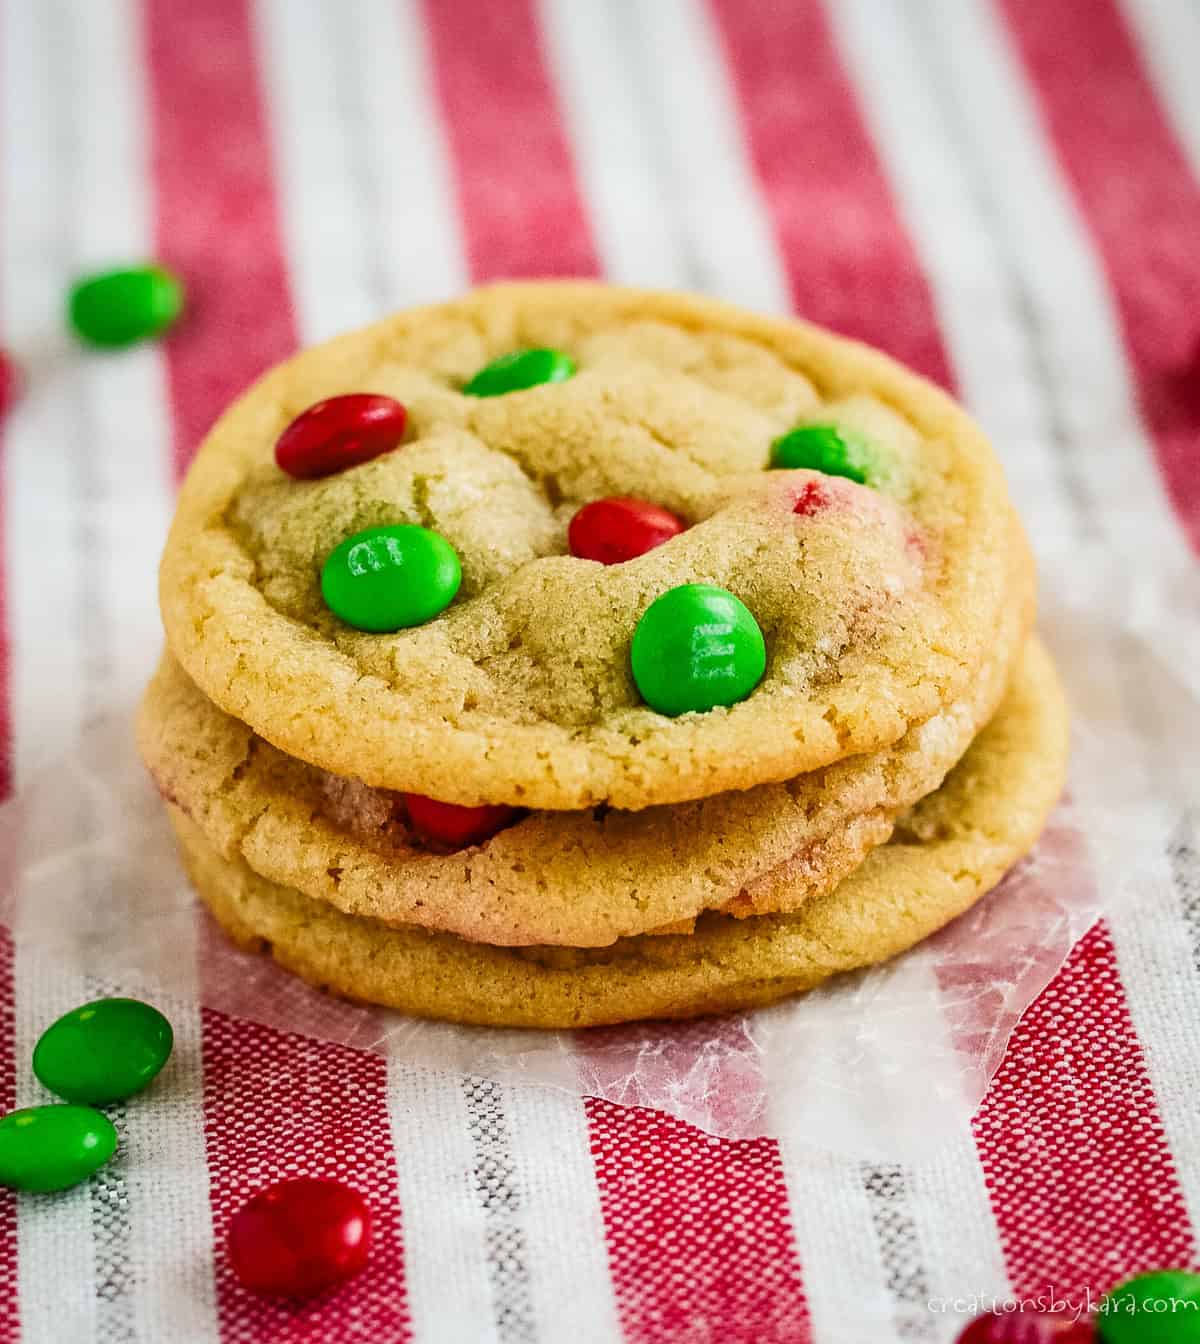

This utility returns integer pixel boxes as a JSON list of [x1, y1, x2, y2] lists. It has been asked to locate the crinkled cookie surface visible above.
[[160, 284, 1014, 810]]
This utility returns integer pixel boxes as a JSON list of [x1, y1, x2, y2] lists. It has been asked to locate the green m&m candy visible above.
[[1098, 1270, 1200, 1344], [68, 264, 185, 348], [769, 423, 872, 484], [631, 583, 766, 716], [322, 524, 462, 632], [463, 348, 576, 397], [34, 997, 174, 1106], [0, 1104, 117, 1192]]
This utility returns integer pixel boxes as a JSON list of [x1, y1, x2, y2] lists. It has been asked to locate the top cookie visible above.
[[160, 283, 1014, 810]]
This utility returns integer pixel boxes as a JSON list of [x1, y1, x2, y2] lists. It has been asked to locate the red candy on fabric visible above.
[[274, 394, 407, 479], [227, 1177, 371, 1297], [956, 1311, 1095, 1343], [403, 794, 520, 849], [568, 496, 685, 565]]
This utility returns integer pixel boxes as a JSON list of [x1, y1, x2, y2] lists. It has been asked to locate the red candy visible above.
[[568, 497, 685, 565], [957, 1311, 1094, 1343], [227, 1177, 371, 1298], [275, 394, 407, 479], [403, 794, 519, 849]]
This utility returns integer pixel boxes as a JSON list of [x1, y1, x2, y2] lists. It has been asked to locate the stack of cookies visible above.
[[137, 285, 1067, 1029]]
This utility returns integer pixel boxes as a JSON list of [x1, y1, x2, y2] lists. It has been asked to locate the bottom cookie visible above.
[[168, 640, 1067, 1029]]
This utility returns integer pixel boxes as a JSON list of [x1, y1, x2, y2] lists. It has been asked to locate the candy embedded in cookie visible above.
[[770, 422, 874, 484], [275, 394, 408, 479], [464, 347, 576, 397], [631, 583, 766, 716], [568, 497, 686, 564], [321, 524, 462, 632], [402, 794, 522, 849]]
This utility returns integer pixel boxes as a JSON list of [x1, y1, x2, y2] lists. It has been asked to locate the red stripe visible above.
[[708, 0, 954, 387], [973, 922, 1194, 1297], [421, 0, 600, 282], [585, 1096, 810, 1343], [200, 1000, 411, 1343], [141, 3, 412, 1335], [1000, 0, 1200, 550], [142, 0, 297, 478]]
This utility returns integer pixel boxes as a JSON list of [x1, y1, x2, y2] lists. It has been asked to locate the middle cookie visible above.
[[139, 533, 1029, 948]]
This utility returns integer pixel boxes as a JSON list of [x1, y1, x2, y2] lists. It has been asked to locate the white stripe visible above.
[[2, 0, 105, 1328], [2, 0, 217, 1338], [503, 1086, 623, 1344], [351, 0, 469, 307], [1123, 0, 1200, 183], [122, 998, 217, 1343], [777, 1145, 902, 1343], [828, 0, 1082, 561], [255, 0, 380, 341], [767, 956, 1010, 1341], [909, 1136, 1013, 1333], [926, 0, 1193, 573], [538, 0, 684, 289], [933, 0, 1200, 1233], [386, 1062, 500, 1344], [622, 0, 790, 313]]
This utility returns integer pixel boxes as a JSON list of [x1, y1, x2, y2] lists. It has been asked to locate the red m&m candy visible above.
[[227, 1177, 371, 1298], [957, 1310, 1094, 1343], [568, 497, 685, 565], [275, 394, 407, 479], [404, 794, 520, 849]]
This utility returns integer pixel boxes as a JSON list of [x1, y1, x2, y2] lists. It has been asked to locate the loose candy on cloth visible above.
[[1097, 1270, 1200, 1344], [67, 264, 184, 349], [956, 1311, 1095, 1341], [227, 1177, 372, 1297], [0, 1104, 117, 1192], [33, 996, 173, 1105]]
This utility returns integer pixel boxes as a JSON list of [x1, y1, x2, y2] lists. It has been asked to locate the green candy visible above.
[[631, 583, 766, 717], [322, 524, 462, 632], [769, 423, 872, 484], [463, 348, 576, 397], [34, 997, 173, 1106], [0, 1105, 117, 1193], [68, 264, 185, 349], [1098, 1270, 1200, 1344]]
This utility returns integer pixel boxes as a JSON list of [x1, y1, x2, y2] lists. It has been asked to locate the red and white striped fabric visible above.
[[0, 1, 1197, 1339]]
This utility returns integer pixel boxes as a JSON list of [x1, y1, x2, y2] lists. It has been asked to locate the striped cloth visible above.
[[0, 0, 1197, 1340]]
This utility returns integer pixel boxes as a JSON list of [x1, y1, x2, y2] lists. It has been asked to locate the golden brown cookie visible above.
[[168, 640, 1068, 1028], [140, 521, 1031, 946], [159, 284, 1015, 810]]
